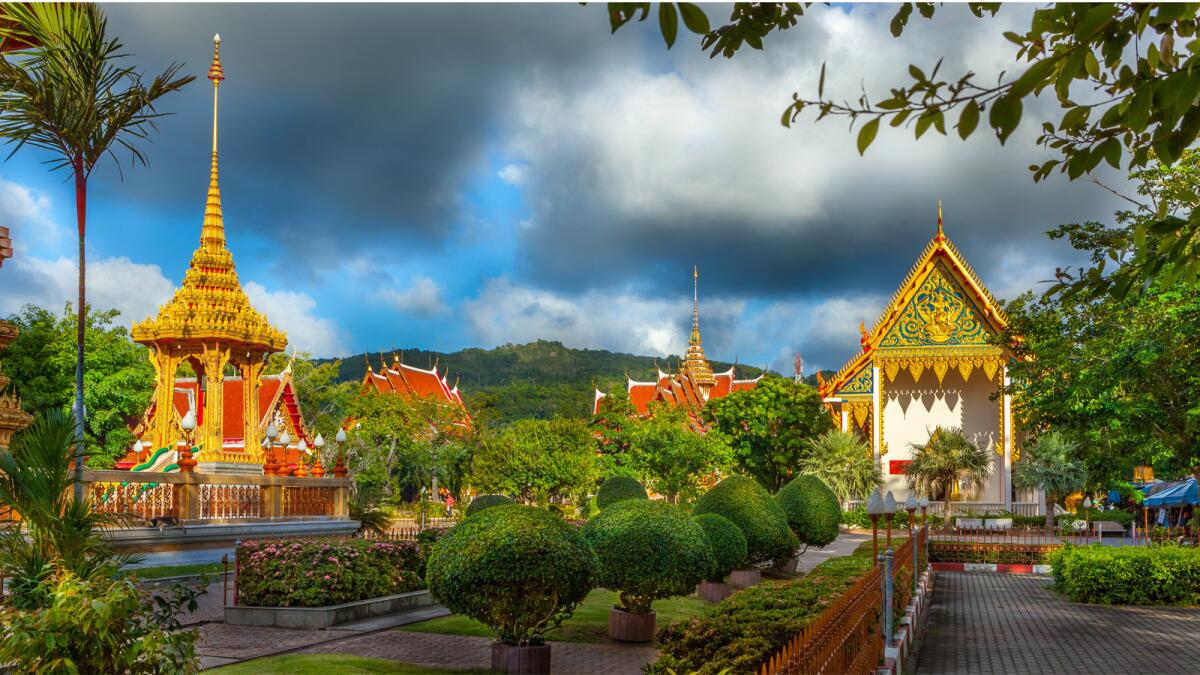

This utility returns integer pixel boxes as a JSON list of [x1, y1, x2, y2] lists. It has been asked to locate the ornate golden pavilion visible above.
[[818, 204, 1019, 505], [130, 36, 288, 468]]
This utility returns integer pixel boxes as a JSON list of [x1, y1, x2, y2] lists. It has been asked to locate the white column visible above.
[[1002, 365, 1013, 511], [841, 409, 849, 433], [872, 365, 882, 471]]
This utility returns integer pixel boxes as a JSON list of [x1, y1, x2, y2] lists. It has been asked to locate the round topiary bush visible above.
[[596, 476, 649, 510], [694, 513, 748, 582], [775, 475, 841, 548], [426, 504, 597, 645], [692, 475, 798, 566], [465, 494, 514, 517], [583, 499, 714, 614]]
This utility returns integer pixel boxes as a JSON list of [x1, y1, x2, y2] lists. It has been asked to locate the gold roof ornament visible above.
[[131, 35, 286, 353], [681, 265, 716, 391]]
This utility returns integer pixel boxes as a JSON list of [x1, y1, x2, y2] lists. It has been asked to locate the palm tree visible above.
[[1012, 431, 1086, 530], [0, 4, 193, 498], [797, 429, 881, 503], [906, 426, 991, 524]]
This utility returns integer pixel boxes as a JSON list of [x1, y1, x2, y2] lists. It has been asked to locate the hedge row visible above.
[[650, 542, 877, 675], [1050, 545, 1200, 605], [930, 541, 1057, 565], [237, 538, 422, 607]]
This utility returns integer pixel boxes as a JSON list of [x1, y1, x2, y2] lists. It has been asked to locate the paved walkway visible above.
[[798, 533, 869, 574], [916, 572, 1200, 674]]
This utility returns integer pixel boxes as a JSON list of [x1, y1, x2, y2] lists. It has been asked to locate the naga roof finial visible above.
[[935, 200, 945, 242]]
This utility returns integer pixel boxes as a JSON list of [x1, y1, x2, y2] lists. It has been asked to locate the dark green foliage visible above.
[[595, 476, 648, 510], [465, 494, 514, 517], [694, 513, 746, 582], [651, 543, 877, 675], [1051, 545, 1200, 605], [425, 504, 597, 645], [775, 475, 840, 548], [582, 500, 713, 614], [237, 538, 422, 608], [692, 476, 797, 566]]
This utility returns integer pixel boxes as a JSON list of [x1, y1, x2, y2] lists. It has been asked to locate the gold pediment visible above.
[[878, 261, 993, 348]]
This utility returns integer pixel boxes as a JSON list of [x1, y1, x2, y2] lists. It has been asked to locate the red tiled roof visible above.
[[594, 366, 762, 429], [359, 357, 470, 424]]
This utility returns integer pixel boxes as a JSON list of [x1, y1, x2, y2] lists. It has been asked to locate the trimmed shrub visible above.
[[237, 538, 422, 607], [776, 475, 840, 547], [583, 500, 714, 613], [1060, 508, 1133, 528], [426, 504, 597, 645], [694, 513, 747, 582], [651, 542, 877, 675], [693, 475, 798, 566], [1051, 544, 1200, 605], [841, 505, 944, 529], [465, 494, 514, 517], [596, 475, 649, 509]]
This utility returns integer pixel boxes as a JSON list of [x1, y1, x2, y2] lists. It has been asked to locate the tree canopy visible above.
[[471, 416, 599, 504]]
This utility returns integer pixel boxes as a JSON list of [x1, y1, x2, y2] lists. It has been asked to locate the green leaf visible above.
[[1010, 57, 1058, 98], [857, 117, 880, 156], [989, 94, 1023, 144], [1147, 216, 1187, 235], [658, 3, 678, 49], [890, 3, 913, 37], [957, 100, 980, 139], [677, 3, 710, 35], [909, 64, 926, 81]]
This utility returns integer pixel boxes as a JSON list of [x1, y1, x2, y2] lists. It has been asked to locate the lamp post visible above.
[[905, 493, 919, 594], [332, 427, 348, 478], [919, 496, 930, 569], [311, 433, 326, 477], [294, 439, 309, 477], [177, 410, 198, 473], [867, 488, 885, 561], [1083, 496, 1093, 544], [278, 430, 291, 476], [883, 490, 897, 549], [263, 422, 279, 476]]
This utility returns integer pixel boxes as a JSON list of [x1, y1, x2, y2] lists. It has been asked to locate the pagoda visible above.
[[593, 267, 760, 428], [128, 36, 291, 474], [817, 204, 1023, 507]]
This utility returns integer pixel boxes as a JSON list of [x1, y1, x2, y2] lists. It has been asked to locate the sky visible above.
[[0, 3, 1129, 375]]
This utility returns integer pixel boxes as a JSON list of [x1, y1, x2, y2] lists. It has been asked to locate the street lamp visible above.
[[263, 422, 279, 476], [883, 490, 898, 549], [867, 488, 884, 560], [311, 433, 326, 477], [177, 410, 198, 473], [333, 427, 348, 478]]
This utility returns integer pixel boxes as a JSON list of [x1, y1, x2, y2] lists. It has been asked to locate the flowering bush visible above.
[[237, 538, 422, 607]]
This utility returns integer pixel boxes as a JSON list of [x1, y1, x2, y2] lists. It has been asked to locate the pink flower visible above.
[[323, 575, 330, 580]]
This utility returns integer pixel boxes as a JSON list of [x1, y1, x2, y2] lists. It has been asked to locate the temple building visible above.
[[357, 352, 470, 424], [818, 205, 1024, 508], [0, 227, 32, 449], [125, 36, 309, 475], [593, 267, 760, 427]]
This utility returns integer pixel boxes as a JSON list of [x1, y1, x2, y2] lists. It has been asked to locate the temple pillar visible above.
[[150, 348, 181, 451], [840, 408, 849, 433], [871, 365, 882, 470], [242, 355, 266, 460], [200, 344, 230, 456], [1002, 365, 1013, 511]]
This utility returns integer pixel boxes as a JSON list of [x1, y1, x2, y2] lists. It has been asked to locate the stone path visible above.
[[797, 532, 869, 574], [916, 572, 1200, 674]]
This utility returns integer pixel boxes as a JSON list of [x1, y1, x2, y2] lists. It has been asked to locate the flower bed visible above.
[[650, 542, 878, 675], [1050, 544, 1200, 605], [237, 538, 423, 607]]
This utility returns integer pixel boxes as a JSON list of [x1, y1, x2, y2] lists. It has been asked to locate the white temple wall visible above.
[[880, 366, 1005, 502]]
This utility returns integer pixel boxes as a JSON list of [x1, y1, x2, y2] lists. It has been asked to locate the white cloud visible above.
[[244, 282, 352, 358], [0, 176, 63, 254], [2, 255, 176, 325], [497, 163, 530, 186], [379, 276, 451, 317]]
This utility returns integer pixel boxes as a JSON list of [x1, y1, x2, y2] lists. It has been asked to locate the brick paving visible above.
[[916, 572, 1200, 674]]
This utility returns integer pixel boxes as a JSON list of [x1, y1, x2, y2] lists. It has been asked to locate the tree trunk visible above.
[[72, 164, 87, 502], [1045, 491, 1055, 531]]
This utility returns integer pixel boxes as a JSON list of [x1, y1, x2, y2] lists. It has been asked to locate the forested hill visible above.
[[324, 340, 772, 423]]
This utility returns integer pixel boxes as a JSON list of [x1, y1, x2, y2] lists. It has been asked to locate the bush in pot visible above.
[[776, 475, 841, 558], [596, 475, 649, 509], [583, 499, 714, 642], [426, 504, 596, 673], [693, 475, 797, 585], [465, 493, 514, 517], [694, 513, 747, 602]]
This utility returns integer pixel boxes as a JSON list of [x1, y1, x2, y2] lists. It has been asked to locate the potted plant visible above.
[[693, 513, 747, 602], [693, 476, 797, 588], [425, 504, 596, 674], [595, 475, 649, 510], [583, 500, 713, 642], [775, 475, 841, 572]]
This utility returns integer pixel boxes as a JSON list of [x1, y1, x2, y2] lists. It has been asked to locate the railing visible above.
[[844, 501, 1043, 517], [758, 564, 884, 675], [365, 518, 456, 542], [81, 470, 350, 523]]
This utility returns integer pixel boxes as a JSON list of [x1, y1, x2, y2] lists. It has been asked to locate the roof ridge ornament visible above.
[[935, 200, 945, 242]]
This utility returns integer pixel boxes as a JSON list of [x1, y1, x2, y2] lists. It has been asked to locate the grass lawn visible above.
[[212, 654, 489, 674], [122, 562, 225, 580], [403, 588, 710, 644]]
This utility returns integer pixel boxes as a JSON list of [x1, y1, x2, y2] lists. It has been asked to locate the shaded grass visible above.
[[211, 654, 489, 674], [403, 588, 710, 644], [123, 562, 225, 580]]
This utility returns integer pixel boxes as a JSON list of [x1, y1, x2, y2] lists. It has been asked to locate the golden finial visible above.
[[201, 34, 225, 252], [935, 200, 945, 242], [690, 265, 701, 348], [364, 354, 372, 372]]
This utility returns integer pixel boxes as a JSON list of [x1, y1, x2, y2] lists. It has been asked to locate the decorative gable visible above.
[[836, 363, 874, 396], [878, 261, 995, 348]]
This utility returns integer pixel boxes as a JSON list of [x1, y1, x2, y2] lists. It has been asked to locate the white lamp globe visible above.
[[883, 490, 897, 515], [335, 428, 347, 443], [313, 433, 325, 449], [866, 488, 885, 516]]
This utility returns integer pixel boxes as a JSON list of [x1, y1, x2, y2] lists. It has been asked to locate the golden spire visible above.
[[935, 200, 945, 242], [682, 265, 715, 391], [690, 265, 701, 347], [201, 34, 225, 253]]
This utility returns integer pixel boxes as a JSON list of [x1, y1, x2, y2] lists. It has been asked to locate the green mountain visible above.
[[325, 340, 770, 424]]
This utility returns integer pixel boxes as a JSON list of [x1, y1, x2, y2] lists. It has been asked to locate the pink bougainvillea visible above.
[[236, 537, 423, 607]]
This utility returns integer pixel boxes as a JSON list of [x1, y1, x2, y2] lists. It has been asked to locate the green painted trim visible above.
[[131, 447, 172, 472]]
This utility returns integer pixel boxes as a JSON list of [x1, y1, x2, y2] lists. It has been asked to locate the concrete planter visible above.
[[729, 568, 762, 589], [697, 580, 733, 602], [225, 589, 434, 629], [491, 643, 551, 674], [607, 606, 656, 642]]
